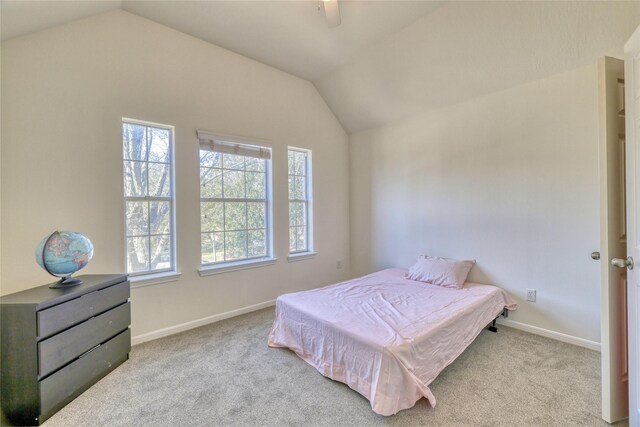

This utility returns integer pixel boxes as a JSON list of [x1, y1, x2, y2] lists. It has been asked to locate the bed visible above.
[[268, 268, 517, 416]]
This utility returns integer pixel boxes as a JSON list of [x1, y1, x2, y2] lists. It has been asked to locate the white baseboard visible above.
[[497, 318, 601, 352], [131, 299, 276, 346]]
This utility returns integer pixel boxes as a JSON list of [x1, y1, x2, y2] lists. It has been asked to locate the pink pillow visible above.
[[405, 255, 476, 289]]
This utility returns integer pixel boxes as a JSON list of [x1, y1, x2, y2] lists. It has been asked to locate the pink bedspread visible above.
[[268, 268, 517, 416]]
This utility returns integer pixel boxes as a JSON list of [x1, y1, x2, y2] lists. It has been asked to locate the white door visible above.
[[599, 56, 628, 423], [624, 25, 640, 427]]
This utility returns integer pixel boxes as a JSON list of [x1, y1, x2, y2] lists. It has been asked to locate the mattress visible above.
[[268, 268, 517, 416]]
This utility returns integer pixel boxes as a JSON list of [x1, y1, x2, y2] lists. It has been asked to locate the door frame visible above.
[[624, 24, 640, 427]]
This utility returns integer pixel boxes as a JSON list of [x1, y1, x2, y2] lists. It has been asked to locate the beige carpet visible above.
[[19, 308, 624, 426]]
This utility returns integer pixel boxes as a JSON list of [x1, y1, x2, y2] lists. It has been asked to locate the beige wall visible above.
[[1, 11, 350, 339], [350, 64, 601, 343]]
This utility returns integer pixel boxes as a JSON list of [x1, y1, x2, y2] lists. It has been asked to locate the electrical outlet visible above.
[[336, 260, 342, 270], [526, 289, 536, 302]]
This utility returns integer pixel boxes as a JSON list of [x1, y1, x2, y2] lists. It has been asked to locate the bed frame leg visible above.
[[488, 318, 498, 333], [488, 309, 509, 333]]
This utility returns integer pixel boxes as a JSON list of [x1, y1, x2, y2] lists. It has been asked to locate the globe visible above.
[[35, 231, 94, 287]]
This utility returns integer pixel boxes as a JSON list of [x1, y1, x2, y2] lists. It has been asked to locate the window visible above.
[[122, 119, 175, 275], [122, 119, 176, 275], [198, 131, 272, 267], [288, 148, 313, 254]]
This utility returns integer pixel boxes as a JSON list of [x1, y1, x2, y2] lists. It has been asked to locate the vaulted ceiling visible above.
[[316, 1, 640, 132], [2, 1, 639, 133]]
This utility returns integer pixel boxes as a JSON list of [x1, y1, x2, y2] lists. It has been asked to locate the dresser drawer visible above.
[[39, 302, 130, 378], [37, 280, 129, 340], [40, 329, 131, 420]]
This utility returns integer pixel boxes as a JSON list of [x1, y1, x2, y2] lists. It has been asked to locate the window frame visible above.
[[288, 147, 314, 256], [122, 118, 177, 279], [197, 132, 274, 273]]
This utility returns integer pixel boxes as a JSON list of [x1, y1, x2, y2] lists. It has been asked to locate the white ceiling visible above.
[[316, 1, 640, 132], [2, 1, 639, 133], [1, 1, 122, 41], [120, 1, 443, 82], [1, 0, 442, 82]]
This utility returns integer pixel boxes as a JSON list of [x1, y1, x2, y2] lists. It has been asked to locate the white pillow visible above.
[[405, 255, 476, 289]]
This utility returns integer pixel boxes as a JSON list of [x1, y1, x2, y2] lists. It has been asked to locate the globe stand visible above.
[[48, 276, 83, 289]]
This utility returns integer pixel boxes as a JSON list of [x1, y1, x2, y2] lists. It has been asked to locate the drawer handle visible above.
[[79, 344, 100, 358]]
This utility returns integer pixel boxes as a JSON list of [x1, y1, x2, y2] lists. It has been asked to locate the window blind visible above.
[[197, 130, 271, 159]]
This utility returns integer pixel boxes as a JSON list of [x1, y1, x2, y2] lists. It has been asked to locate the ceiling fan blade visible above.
[[323, 0, 341, 28]]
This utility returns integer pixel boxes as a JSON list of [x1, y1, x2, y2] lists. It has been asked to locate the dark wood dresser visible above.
[[1, 274, 130, 425]]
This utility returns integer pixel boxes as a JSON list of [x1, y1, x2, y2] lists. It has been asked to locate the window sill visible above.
[[287, 252, 317, 262], [130, 271, 181, 289], [198, 257, 277, 277]]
